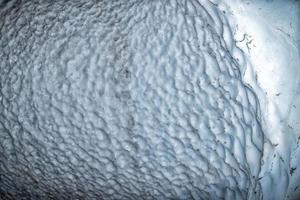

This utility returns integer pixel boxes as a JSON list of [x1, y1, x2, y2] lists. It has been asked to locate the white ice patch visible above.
[[222, 0, 300, 199]]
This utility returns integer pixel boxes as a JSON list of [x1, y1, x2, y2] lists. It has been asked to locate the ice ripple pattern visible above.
[[0, 0, 264, 199]]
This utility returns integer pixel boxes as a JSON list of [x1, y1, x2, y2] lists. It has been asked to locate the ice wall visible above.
[[222, 0, 300, 199], [0, 0, 298, 199]]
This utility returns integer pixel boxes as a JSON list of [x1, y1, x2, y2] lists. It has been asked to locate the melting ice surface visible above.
[[0, 0, 299, 199]]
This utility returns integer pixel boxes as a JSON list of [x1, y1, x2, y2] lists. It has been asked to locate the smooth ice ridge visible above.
[[0, 0, 265, 199]]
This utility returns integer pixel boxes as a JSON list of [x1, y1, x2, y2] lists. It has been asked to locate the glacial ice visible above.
[[0, 0, 299, 199]]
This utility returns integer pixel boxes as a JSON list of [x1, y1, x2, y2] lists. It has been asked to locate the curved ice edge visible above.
[[0, 0, 269, 199]]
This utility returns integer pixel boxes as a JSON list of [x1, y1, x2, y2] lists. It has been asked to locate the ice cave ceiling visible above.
[[0, 0, 299, 200]]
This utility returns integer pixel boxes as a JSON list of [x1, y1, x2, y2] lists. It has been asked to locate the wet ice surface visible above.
[[0, 0, 299, 199]]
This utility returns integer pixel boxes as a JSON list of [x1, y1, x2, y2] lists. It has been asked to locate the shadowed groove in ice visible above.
[[0, 0, 264, 199]]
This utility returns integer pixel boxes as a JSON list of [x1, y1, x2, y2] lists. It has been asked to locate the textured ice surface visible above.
[[0, 0, 298, 199], [224, 1, 300, 199]]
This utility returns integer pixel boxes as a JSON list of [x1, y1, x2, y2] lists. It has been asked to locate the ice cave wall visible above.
[[0, 0, 299, 200]]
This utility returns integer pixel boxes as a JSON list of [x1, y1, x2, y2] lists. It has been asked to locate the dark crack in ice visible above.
[[0, 0, 264, 199]]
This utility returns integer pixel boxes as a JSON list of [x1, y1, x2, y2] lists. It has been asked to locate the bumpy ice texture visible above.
[[0, 0, 264, 199]]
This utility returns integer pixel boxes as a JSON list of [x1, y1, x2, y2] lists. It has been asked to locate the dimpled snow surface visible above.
[[0, 0, 279, 199]]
